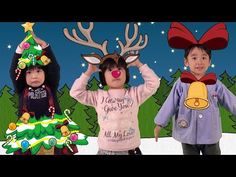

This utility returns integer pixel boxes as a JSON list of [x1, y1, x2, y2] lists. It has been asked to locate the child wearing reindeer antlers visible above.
[[154, 22, 236, 155], [65, 22, 160, 155]]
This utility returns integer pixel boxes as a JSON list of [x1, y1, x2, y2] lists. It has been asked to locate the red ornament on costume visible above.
[[22, 42, 30, 49]]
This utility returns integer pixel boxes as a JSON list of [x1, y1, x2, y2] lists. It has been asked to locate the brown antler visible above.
[[63, 22, 109, 55], [118, 23, 148, 56]]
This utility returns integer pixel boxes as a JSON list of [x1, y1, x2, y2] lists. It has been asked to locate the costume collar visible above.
[[180, 71, 217, 85]]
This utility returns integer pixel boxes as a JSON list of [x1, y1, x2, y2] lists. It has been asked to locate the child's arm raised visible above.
[[9, 40, 27, 94], [32, 32, 60, 91], [70, 64, 99, 107], [129, 59, 160, 105]]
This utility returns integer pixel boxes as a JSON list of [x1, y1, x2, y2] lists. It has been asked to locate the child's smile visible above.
[[184, 47, 211, 80]]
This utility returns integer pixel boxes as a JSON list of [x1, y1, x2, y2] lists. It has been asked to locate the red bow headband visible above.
[[168, 22, 229, 50]]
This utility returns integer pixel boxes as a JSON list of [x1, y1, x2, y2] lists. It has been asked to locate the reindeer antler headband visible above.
[[63, 22, 148, 65], [168, 22, 229, 50]]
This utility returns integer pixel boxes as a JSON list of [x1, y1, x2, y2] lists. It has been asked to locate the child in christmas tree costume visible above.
[[64, 22, 160, 155], [3, 22, 88, 155]]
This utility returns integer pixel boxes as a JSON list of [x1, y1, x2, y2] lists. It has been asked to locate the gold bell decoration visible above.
[[40, 55, 51, 66], [20, 112, 31, 124], [60, 125, 71, 137], [184, 81, 209, 110]]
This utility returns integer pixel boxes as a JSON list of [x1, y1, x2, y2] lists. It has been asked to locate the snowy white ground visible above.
[[1, 133, 236, 155]]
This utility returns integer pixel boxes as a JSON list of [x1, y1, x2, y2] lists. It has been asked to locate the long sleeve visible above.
[[132, 64, 160, 105], [217, 80, 236, 115], [43, 45, 60, 91], [9, 49, 26, 94], [70, 73, 98, 107], [154, 79, 181, 127]]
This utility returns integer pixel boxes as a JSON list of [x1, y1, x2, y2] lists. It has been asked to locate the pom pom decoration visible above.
[[21, 140, 30, 150], [70, 133, 78, 142], [8, 123, 17, 131], [48, 138, 57, 146], [22, 42, 30, 49]]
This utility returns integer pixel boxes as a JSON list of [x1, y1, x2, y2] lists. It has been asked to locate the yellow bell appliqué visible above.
[[184, 81, 209, 110]]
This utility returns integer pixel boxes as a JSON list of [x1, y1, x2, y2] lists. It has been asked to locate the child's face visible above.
[[184, 47, 211, 79], [26, 68, 45, 87], [104, 66, 126, 89]]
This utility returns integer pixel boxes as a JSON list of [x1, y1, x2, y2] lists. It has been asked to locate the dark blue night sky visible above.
[[1, 22, 236, 91]]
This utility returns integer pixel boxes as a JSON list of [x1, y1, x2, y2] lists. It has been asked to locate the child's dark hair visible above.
[[99, 57, 130, 86], [184, 44, 211, 59], [10, 46, 60, 94]]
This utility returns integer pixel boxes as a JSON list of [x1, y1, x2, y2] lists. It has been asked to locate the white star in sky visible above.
[[151, 22, 155, 24], [81, 63, 86, 67], [137, 22, 141, 26], [116, 45, 119, 49], [154, 60, 157, 64], [169, 68, 173, 72], [184, 66, 188, 70], [116, 37, 119, 41], [171, 49, 175, 53], [211, 64, 215, 68], [195, 30, 198, 33], [133, 75, 137, 79], [161, 30, 165, 34], [7, 44, 12, 49]]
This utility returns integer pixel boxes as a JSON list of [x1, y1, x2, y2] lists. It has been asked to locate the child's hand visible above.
[[154, 125, 162, 142], [31, 31, 48, 49], [128, 59, 143, 68], [84, 64, 100, 77]]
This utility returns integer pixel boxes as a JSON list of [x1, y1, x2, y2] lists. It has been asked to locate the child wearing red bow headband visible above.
[[154, 22, 236, 155]]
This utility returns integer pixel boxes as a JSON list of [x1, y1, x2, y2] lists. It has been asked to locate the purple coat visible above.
[[154, 78, 236, 144]]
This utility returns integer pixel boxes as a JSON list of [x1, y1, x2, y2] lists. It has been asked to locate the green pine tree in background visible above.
[[229, 75, 236, 95], [227, 75, 236, 131], [70, 102, 93, 136], [168, 68, 182, 87], [153, 77, 171, 105], [57, 89, 62, 100], [229, 114, 236, 130], [83, 76, 101, 136], [138, 96, 160, 137], [0, 86, 18, 140], [84, 106, 99, 136], [220, 106, 236, 133], [232, 75, 236, 84], [87, 76, 101, 90], [220, 70, 233, 88], [58, 84, 77, 113], [10, 92, 19, 110]]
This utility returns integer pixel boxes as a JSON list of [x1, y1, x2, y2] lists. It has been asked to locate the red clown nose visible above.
[[112, 70, 121, 78]]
